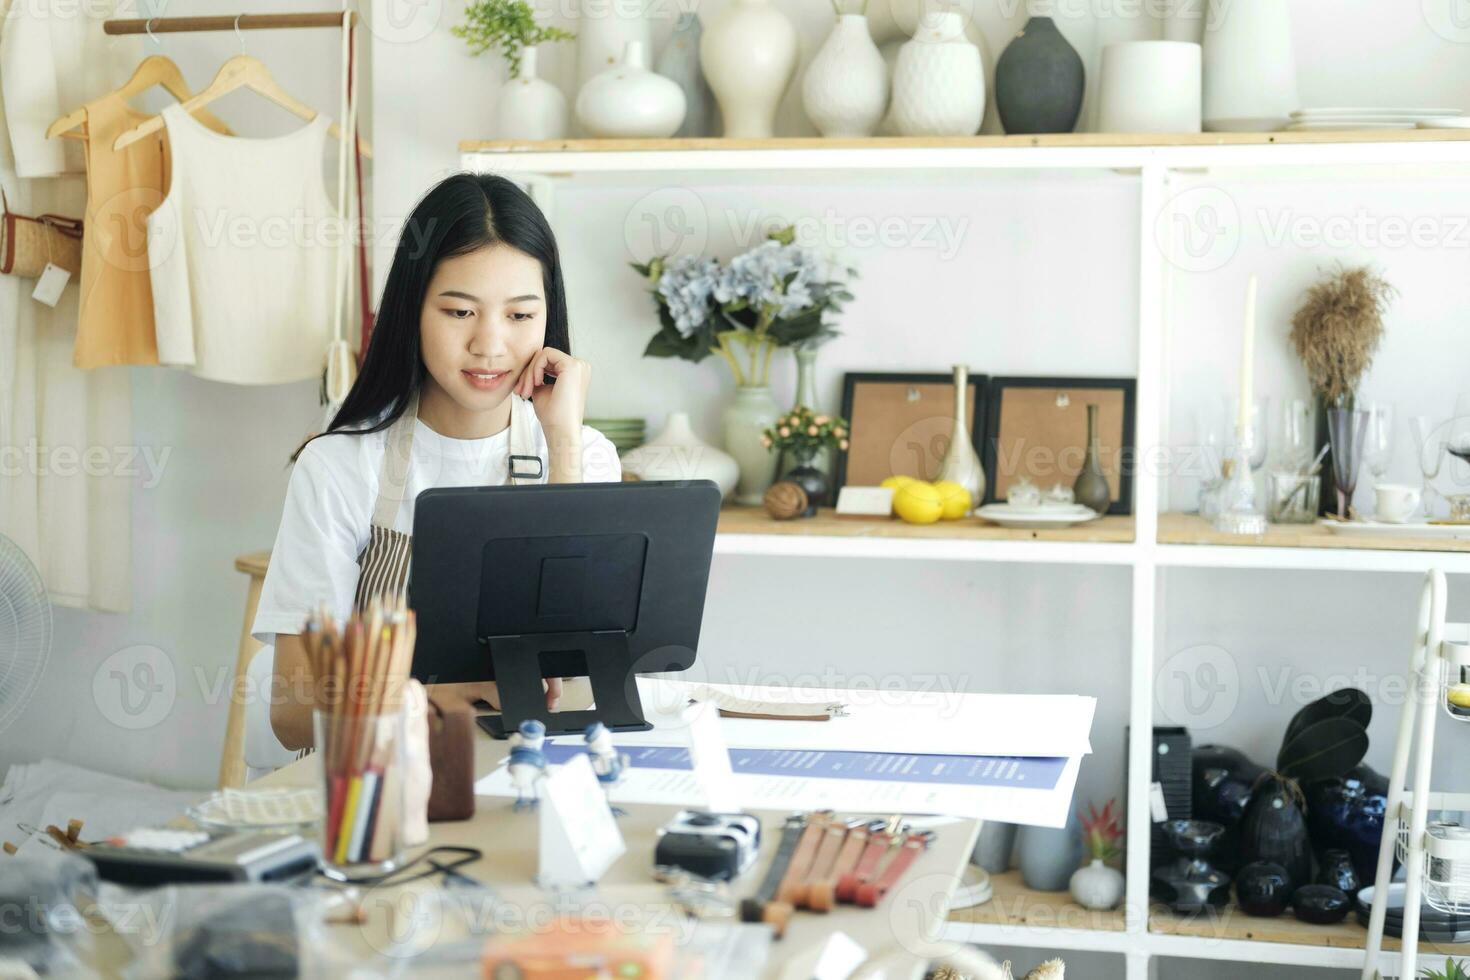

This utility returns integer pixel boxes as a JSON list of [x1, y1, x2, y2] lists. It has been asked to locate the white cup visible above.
[[1375, 484, 1422, 524], [1098, 41, 1203, 134]]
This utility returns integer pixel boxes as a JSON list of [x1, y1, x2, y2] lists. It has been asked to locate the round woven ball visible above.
[[763, 481, 808, 520]]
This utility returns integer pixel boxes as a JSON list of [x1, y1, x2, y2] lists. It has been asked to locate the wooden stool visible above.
[[220, 551, 270, 788]]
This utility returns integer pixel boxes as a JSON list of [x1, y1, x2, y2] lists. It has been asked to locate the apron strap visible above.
[[507, 394, 544, 484], [371, 391, 420, 529]]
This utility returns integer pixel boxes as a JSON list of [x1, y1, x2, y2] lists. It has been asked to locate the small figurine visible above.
[[584, 722, 630, 816], [508, 719, 548, 811]]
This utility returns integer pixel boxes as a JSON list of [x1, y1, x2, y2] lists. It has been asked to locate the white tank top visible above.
[[147, 104, 340, 385]]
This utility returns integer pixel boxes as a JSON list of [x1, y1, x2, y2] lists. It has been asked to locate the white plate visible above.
[[1320, 519, 1470, 540], [998, 502, 1093, 516], [1419, 118, 1470, 130], [1292, 107, 1462, 118], [976, 503, 1102, 529]]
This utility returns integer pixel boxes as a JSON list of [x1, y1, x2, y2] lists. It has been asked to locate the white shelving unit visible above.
[[462, 133, 1470, 979]]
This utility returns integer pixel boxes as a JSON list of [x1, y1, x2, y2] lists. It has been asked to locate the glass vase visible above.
[[1327, 406, 1370, 520], [782, 448, 828, 515]]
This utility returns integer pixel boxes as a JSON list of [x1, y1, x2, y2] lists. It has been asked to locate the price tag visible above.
[[31, 263, 70, 307], [1150, 781, 1170, 823]]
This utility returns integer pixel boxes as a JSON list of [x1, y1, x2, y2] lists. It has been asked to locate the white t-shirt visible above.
[[251, 416, 621, 643]]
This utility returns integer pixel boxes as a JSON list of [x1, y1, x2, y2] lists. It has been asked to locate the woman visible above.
[[252, 174, 619, 751]]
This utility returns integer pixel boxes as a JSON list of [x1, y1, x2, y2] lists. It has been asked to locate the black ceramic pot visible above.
[[1192, 744, 1265, 873], [1293, 884, 1350, 925], [1306, 767, 1391, 885], [994, 17, 1085, 135], [1235, 861, 1292, 917], [782, 461, 829, 516], [1240, 775, 1312, 895], [1150, 820, 1231, 914], [1316, 848, 1361, 898]]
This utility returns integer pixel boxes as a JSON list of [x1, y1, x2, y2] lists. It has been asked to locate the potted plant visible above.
[[1422, 959, 1470, 980], [453, 0, 575, 139], [1288, 265, 1395, 516], [761, 406, 849, 515], [632, 227, 855, 505], [1069, 800, 1125, 910]]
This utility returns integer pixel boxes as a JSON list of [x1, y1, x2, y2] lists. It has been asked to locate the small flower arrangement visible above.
[[761, 406, 849, 464], [631, 226, 855, 386], [1080, 799, 1123, 862], [452, 0, 575, 79]]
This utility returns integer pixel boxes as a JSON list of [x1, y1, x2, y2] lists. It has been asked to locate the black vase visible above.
[[994, 17, 1085, 135], [1316, 848, 1361, 899], [1240, 775, 1312, 896], [1235, 861, 1292, 917], [1293, 884, 1351, 925], [1192, 744, 1265, 874], [782, 457, 829, 516], [1305, 767, 1392, 886]]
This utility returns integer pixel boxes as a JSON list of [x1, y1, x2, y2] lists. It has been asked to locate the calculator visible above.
[[81, 828, 319, 886]]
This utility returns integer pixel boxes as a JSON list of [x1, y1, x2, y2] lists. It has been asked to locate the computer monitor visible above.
[[407, 480, 722, 738]]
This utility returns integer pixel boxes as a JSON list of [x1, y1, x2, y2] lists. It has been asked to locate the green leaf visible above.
[[1283, 688, 1372, 755], [1277, 717, 1369, 784]]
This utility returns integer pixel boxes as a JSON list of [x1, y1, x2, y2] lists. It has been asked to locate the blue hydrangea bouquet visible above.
[[630, 226, 856, 387]]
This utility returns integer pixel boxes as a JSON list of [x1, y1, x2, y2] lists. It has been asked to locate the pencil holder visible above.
[[314, 707, 407, 881]]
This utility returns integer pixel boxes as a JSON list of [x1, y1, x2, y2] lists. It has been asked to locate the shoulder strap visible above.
[[371, 392, 419, 529], [507, 395, 543, 485]]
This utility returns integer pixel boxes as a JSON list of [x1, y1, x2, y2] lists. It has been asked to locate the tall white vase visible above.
[[890, 11, 984, 137], [1201, 0, 1298, 132], [494, 47, 569, 140], [701, 0, 798, 138], [576, 0, 651, 116], [802, 14, 889, 138], [576, 41, 687, 138]]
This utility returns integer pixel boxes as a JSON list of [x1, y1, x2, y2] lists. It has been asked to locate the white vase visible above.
[[576, 0, 650, 95], [700, 0, 798, 138], [868, 0, 1008, 133], [1069, 858, 1125, 910], [1201, 0, 1298, 132], [891, 11, 984, 137], [1161, 0, 1206, 43], [1097, 41, 1201, 133], [802, 14, 889, 138], [723, 385, 781, 505], [494, 47, 569, 140], [576, 41, 687, 138], [655, 12, 719, 138], [620, 412, 739, 500]]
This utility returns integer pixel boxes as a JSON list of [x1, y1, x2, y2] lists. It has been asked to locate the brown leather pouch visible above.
[[426, 695, 475, 822]]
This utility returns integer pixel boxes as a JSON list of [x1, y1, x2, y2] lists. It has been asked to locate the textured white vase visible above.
[[576, 0, 650, 94], [803, 14, 889, 138], [1201, 0, 1298, 132], [494, 47, 569, 140], [700, 0, 798, 138], [620, 412, 739, 500], [891, 11, 984, 137], [1097, 41, 1201, 133], [576, 41, 687, 138], [1070, 859, 1125, 910]]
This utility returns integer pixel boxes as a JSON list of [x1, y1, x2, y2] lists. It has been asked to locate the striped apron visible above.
[[353, 390, 543, 609]]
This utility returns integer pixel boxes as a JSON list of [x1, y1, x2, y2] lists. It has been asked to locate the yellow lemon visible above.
[[933, 480, 973, 520], [893, 481, 944, 525]]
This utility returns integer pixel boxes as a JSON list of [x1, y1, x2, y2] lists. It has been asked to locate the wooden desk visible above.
[[241, 734, 979, 976]]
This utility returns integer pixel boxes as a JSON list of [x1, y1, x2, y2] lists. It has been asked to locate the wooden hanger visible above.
[[47, 55, 235, 141], [112, 54, 373, 157]]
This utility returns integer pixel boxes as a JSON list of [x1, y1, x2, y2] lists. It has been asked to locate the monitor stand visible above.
[[474, 630, 655, 740]]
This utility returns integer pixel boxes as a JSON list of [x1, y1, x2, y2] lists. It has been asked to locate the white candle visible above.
[[1238, 275, 1257, 437]]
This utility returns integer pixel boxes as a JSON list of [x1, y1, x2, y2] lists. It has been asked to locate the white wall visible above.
[[6, 0, 1470, 833]]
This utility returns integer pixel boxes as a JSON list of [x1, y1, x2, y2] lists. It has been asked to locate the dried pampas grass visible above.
[[1289, 265, 1395, 404]]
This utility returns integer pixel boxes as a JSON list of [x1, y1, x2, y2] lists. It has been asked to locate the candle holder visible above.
[[1213, 427, 1267, 535]]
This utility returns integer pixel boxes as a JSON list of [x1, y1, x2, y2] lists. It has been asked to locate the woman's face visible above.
[[419, 243, 547, 414]]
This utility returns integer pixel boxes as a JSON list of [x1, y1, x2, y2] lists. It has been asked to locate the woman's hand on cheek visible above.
[[515, 347, 591, 431]]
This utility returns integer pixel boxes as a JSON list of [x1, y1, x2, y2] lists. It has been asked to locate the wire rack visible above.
[[1394, 794, 1470, 915]]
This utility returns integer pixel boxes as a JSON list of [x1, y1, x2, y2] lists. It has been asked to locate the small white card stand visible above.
[[779, 930, 867, 980], [537, 753, 626, 888], [683, 700, 740, 812], [835, 486, 893, 517]]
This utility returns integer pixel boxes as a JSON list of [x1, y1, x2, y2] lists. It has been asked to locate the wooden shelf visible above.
[[462, 131, 1470, 155], [1158, 513, 1470, 555], [718, 505, 1134, 544], [948, 870, 1126, 934], [1150, 901, 1470, 955]]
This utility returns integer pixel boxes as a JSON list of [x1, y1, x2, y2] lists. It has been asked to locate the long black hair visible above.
[[293, 173, 570, 461]]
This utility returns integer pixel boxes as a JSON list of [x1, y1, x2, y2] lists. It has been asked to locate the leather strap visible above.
[[854, 829, 935, 908], [775, 811, 830, 906], [740, 814, 807, 924], [836, 827, 894, 904]]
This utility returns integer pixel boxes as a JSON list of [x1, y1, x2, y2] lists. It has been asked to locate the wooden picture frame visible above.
[[835, 372, 988, 491], [982, 376, 1137, 515]]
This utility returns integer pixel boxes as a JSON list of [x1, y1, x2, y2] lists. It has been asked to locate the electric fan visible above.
[[0, 533, 51, 735]]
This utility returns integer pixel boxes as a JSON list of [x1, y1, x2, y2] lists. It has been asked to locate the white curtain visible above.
[[0, 1, 135, 611]]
